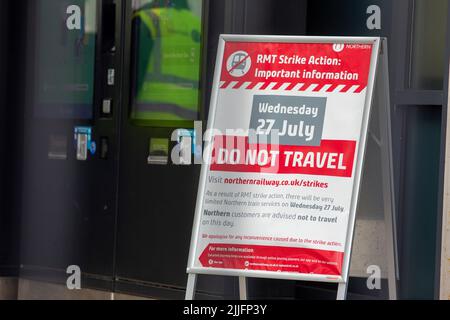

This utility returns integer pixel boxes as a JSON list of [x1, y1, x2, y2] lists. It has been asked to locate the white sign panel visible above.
[[187, 36, 380, 283]]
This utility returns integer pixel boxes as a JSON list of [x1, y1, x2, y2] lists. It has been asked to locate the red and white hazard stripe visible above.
[[219, 81, 366, 93]]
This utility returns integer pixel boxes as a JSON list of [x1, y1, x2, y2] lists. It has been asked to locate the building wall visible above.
[[0, 0, 11, 273], [441, 77, 450, 300], [1, 0, 26, 279]]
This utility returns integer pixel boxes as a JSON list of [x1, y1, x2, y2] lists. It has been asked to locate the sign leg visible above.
[[239, 277, 248, 300], [337, 282, 348, 300], [385, 220, 398, 300], [185, 274, 198, 300], [377, 39, 398, 300]]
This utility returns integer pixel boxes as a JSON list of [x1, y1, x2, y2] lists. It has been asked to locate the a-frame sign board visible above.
[[185, 36, 398, 300]]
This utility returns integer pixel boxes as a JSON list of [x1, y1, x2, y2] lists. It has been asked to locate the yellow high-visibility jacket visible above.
[[133, 8, 201, 121]]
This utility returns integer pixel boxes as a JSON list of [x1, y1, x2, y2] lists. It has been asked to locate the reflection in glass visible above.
[[410, 0, 448, 90], [34, 0, 97, 119], [131, 0, 203, 123]]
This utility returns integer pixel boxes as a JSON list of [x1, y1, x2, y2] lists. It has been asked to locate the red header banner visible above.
[[220, 42, 373, 93]]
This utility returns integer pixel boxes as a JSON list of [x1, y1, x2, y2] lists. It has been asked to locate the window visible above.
[[410, 0, 448, 90], [130, 0, 203, 126], [34, 0, 97, 119]]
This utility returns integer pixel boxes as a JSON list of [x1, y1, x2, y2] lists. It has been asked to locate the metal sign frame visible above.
[[185, 35, 397, 300]]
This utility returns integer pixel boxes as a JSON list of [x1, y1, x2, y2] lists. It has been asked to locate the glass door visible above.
[[114, 0, 206, 297], [19, 0, 122, 294]]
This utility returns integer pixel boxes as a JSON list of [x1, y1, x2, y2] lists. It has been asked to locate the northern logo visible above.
[[333, 44, 345, 53]]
